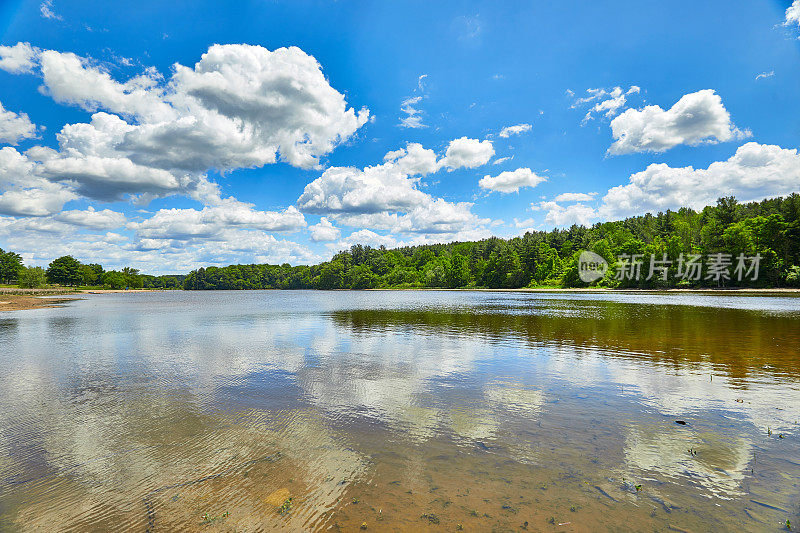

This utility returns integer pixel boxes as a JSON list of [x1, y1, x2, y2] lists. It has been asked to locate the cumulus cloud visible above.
[[534, 142, 800, 227], [786, 1, 800, 26], [298, 139, 491, 215], [0, 213, 319, 273], [54, 206, 126, 229], [572, 86, 640, 121], [296, 159, 430, 215], [479, 167, 547, 193], [553, 192, 596, 202], [298, 139, 493, 238], [0, 102, 38, 144], [532, 201, 597, 227], [1, 42, 370, 207], [599, 142, 800, 218], [439, 137, 494, 170], [608, 89, 749, 155], [0, 42, 39, 74], [498, 123, 531, 138], [383, 142, 439, 175], [333, 229, 399, 250], [0, 146, 77, 216], [0, 185, 76, 217], [129, 201, 305, 240], [37, 50, 173, 121], [309, 217, 340, 242]]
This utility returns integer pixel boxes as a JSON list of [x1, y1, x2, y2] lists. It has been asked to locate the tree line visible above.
[[184, 195, 800, 290], [3, 194, 799, 291], [0, 252, 184, 289]]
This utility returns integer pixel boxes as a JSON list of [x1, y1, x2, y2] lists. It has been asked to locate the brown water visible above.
[[0, 290, 799, 532]]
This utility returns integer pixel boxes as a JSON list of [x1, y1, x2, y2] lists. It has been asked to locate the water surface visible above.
[[1, 290, 799, 531]]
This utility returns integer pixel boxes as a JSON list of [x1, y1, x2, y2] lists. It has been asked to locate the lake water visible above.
[[0, 290, 799, 531]]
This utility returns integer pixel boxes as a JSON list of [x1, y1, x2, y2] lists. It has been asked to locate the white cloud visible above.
[[0, 212, 319, 272], [608, 89, 749, 155], [2, 43, 370, 207], [573, 86, 640, 121], [309, 217, 340, 242], [54, 207, 126, 229], [296, 159, 430, 215], [0, 146, 77, 216], [398, 74, 429, 128], [755, 71, 774, 80], [786, 1, 800, 26], [383, 142, 439, 175], [298, 139, 491, 215], [532, 201, 597, 227], [399, 96, 425, 128], [533, 142, 800, 227], [493, 155, 513, 165], [553, 192, 596, 202], [0, 42, 39, 74], [38, 50, 173, 121], [396, 198, 488, 235], [0, 185, 77, 217], [479, 167, 546, 193], [498, 123, 531, 138], [298, 139, 494, 239], [599, 142, 800, 219], [333, 229, 399, 250], [40, 0, 62, 20], [129, 201, 305, 240], [439, 137, 494, 170], [0, 102, 37, 145]]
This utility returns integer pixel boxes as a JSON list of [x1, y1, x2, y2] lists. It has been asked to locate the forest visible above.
[[182, 195, 800, 290], [2, 195, 799, 291]]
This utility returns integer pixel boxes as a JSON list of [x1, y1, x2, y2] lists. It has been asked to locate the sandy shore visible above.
[[0, 293, 84, 312]]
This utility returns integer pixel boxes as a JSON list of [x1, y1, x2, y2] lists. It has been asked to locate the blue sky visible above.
[[0, 0, 799, 273]]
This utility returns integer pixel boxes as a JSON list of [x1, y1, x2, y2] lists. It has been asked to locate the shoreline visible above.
[[2, 286, 799, 313], [0, 294, 84, 312], [367, 287, 800, 294]]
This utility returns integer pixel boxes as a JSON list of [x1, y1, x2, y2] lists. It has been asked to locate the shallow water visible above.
[[0, 290, 799, 531]]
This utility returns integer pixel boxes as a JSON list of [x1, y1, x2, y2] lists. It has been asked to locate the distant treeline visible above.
[[3, 194, 799, 291], [0, 251, 185, 289], [183, 195, 800, 290]]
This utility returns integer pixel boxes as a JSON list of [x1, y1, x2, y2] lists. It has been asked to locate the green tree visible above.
[[46, 256, 82, 286], [102, 271, 126, 289], [18, 266, 46, 288], [446, 253, 470, 288], [318, 261, 347, 289], [0, 248, 23, 284], [78, 264, 99, 286], [350, 264, 379, 289]]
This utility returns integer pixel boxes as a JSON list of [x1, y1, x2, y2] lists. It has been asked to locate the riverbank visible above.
[[0, 293, 83, 311]]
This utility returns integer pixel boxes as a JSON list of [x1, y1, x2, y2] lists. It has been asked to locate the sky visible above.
[[0, 0, 799, 274]]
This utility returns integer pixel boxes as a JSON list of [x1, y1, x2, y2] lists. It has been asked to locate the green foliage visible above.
[[46, 256, 82, 286], [0, 248, 23, 284], [78, 264, 99, 286], [182, 194, 800, 291], [5, 194, 800, 293], [18, 266, 47, 288]]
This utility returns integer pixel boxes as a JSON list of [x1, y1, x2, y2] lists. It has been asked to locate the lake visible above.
[[0, 290, 799, 531]]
